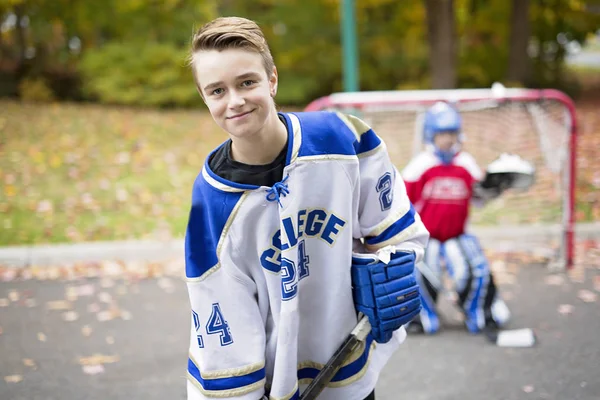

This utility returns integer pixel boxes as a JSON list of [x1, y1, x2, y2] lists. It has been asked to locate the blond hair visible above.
[[190, 17, 275, 78]]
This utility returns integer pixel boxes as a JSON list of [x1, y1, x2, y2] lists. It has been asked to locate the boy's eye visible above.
[[241, 80, 256, 87], [211, 88, 224, 96]]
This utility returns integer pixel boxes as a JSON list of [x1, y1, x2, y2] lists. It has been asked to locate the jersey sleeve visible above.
[[185, 188, 266, 400], [341, 114, 430, 261], [457, 151, 484, 182], [400, 156, 426, 205]]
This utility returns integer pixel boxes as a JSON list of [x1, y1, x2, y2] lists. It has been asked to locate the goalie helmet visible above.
[[423, 101, 463, 164]]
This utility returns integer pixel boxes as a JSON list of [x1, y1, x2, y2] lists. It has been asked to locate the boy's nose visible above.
[[228, 91, 246, 108]]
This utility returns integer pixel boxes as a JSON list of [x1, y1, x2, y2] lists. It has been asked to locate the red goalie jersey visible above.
[[401, 150, 483, 242]]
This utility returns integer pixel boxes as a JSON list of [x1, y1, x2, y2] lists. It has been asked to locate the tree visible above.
[[507, 0, 531, 85], [424, 0, 457, 88]]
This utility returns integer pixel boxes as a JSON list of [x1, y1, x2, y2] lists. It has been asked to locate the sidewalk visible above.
[[1, 223, 599, 268]]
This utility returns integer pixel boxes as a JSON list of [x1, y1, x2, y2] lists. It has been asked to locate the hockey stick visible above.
[[298, 315, 372, 400]]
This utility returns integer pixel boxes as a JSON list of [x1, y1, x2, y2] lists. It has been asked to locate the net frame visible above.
[[305, 87, 578, 269]]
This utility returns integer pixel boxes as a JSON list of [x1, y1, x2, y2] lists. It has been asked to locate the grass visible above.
[[1, 98, 598, 247], [0, 101, 225, 246]]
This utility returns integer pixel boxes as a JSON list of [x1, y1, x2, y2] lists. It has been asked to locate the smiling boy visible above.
[[184, 16, 429, 400]]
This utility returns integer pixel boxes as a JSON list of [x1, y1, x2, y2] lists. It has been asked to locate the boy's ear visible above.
[[269, 66, 278, 97]]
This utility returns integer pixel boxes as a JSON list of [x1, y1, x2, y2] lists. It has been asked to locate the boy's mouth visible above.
[[228, 109, 254, 120]]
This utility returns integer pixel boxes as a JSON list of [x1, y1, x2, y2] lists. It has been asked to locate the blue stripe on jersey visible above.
[[364, 204, 416, 246], [297, 336, 373, 383], [353, 129, 381, 155], [278, 112, 295, 166], [185, 177, 245, 278], [293, 111, 358, 157], [187, 358, 265, 391]]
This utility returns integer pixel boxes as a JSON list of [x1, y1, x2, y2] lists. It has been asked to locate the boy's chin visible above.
[[225, 125, 261, 140]]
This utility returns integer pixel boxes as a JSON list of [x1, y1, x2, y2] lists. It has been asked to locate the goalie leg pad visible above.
[[443, 235, 491, 333], [414, 239, 443, 334]]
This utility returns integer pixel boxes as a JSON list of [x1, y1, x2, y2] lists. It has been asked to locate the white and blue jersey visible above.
[[185, 111, 429, 400]]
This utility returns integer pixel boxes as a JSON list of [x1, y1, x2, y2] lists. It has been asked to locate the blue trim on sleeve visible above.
[[293, 111, 357, 158], [187, 358, 265, 391], [365, 204, 416, 246], [185, 176, 245, 278], [353, 129, 381, 155], [297, 336, 373, 383]]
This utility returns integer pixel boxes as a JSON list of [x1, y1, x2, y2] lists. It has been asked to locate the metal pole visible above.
[[341, 0, 359, 92]]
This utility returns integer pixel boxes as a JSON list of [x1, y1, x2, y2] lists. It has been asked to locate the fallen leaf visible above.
[[120, 310, 132, 321], [65, 287, 79, 301], [81, 325, 92, 337], [557, 304, 574, 315], [76, 284, 95, 297], [23, 358, 36, 368], [495, 273, 516, 285], [8, 290, 19, 302], [96, 310, 114, 322], [522, 385, 535, 393], [98, 292, 113, 304], [1, 269, 17, 282], [24, 298, 37, 308], [544, 274, 565, 286], [4, 374, 23, 383], [0, 326, 3, 335], [106, 336, 115, 345], [78, 354, 120, 365], [37, 332, 47, 342], [47, 267, 62, 280], [62, 311, 79, 322], [0, 298, 9, 307], [568, 268, 585, 283], [46, 300, 72, 310], [158, 277, 175, 293], [82, 364, 105, 375], [577, 289, 597, 303]]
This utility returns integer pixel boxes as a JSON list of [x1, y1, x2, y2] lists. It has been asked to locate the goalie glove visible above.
[[475, 153, 535, 200]]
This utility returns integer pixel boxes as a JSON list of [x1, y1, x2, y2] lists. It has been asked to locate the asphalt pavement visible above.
[[1, 254, 599, 400]]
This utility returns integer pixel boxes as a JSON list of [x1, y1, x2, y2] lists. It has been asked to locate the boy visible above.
[[401, 101, 510, 335], [185, 16, 429, 400]]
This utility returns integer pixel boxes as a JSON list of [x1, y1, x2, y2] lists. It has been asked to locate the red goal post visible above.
[[305, 87, 577, 269]]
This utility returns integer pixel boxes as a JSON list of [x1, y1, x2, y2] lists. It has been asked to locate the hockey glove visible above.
[[351, 250, 422, 343]]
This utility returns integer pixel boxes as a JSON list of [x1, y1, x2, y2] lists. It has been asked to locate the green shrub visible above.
[[80, 42, 203, 108], [18, 77, 56, 103]]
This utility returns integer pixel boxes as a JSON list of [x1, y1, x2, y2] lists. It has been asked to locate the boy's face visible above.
[[433, 130, 459, 151], [193, 48, 277, 140]]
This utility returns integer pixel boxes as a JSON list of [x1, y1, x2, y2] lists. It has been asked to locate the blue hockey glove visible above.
[[351, 250, 422, 343]]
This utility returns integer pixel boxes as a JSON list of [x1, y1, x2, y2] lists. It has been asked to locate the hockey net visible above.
[[305, 87, 577, 269]]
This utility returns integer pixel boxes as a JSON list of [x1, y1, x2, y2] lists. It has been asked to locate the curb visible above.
[[1, 223, 599, 268]]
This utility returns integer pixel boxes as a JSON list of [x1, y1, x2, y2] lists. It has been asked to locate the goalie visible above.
[[401, 101, 535, 335]]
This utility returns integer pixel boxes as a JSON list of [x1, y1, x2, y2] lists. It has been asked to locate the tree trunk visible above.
[[424, 0, 457, 89], [14, 5, 27, 65], [507, 0, 531, 84]]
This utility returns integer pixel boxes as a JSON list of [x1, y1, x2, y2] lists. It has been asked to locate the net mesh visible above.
[[312, 93, 574, 264]]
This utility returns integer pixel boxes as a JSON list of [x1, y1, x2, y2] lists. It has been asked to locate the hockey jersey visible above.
[[401, 150, 483, 242], [185, 111, 429, 400]]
